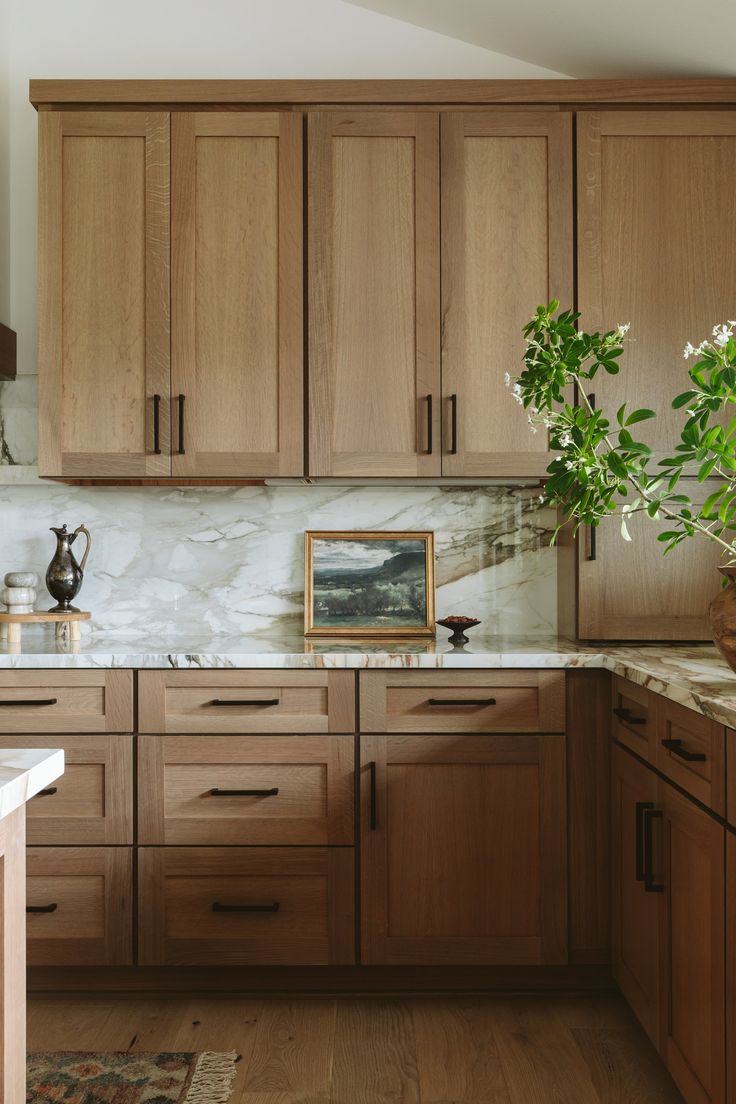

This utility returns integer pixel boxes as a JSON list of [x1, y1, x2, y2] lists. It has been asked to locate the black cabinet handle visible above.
[[37, 787, 58, 798], [152, 393, 162, 454], [587, 524, 597, 562], [425, 394, 433, 455], [661, 738, 706, 763], [212, 901, 279, 913], [210, 698, 279, 707], [643, 807, 664, 893], [209, 787, 279, 797], [26, 903, 58, 914], [613, 706, 646, 726], [449, 393, 458, 454], [0, 698, 58, 707], [428, 697, 496, 707], [634, 801, 653, 882], [177, 394, 186, 455], [368, 760, 377, 831]]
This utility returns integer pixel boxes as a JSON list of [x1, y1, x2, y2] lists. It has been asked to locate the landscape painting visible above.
[[304, 531, 435, 637]]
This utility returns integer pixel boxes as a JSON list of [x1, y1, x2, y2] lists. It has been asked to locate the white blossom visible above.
[[527, 414, 538, 434], [503, 372, 511, 387], [616, 322, 631, 339], [511, 383, 524, 406], [559, 431, 572, 447]]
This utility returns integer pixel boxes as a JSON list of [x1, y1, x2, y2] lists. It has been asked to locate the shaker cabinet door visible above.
[[171, 112, 304, 477], [38, 111, 170, 478]]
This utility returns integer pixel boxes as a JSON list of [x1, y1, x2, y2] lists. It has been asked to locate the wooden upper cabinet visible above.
[[441, 111, 572, 477], [308, 112, 441, 477], [38, 112, 170, 478], [578, 111, 736, 461], [171, 113, 303, 477]]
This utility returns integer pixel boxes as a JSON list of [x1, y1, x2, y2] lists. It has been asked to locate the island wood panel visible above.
[[138, 733, 354, 845], [359, 670, 565, 733], [440, 111, 573, 477], [308, 111, 441, 477], [0, 671, 133, 733], [38, 111, 170, 477], [360, 733, 567, 965], [26, 847, 133, 966], [726, 832, 736, 1104], [657, 779, 725, 1104], [0, 735, 132, 844], [171, 112, 303, 477], [137, 670, 355, 734], [0, 807, 26, 1104], [611, 743, 661, 1047], [138, 847, 355, 965]]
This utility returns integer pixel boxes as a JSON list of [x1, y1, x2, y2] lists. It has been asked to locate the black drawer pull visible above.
[[643, 807, 664, 893], [37, 787, 58, 797], [0, 698, 58, 707], [449, 393, 458, 454], [425, 394, 433, 455], [212, 901, 279, 913], [368, 760, 377, 831], [613, 706, 646, 725], [661, 738, 707, 763], [26, 903, 58, 914], [428, 697, 496, 707], [177, 393, 186, 454], [210, 787, 279, 797], [634, 801, 653, 882], [152, 393, 162, 454], [210, 698, 279, 707]]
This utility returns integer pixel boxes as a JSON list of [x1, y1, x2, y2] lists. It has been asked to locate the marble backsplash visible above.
[[0, 483, 557, 637]]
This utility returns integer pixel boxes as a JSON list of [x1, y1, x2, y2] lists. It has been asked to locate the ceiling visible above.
[[343, 0, 736, 78]]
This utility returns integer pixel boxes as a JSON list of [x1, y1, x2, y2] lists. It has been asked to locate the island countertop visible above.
[[0, 633, 735, 728]]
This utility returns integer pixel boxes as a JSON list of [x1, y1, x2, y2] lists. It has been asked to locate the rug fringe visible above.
[[183, 1050, 239, 1104]]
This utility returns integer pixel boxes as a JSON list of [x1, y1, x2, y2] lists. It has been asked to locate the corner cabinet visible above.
[[38, 111, 304, 480]]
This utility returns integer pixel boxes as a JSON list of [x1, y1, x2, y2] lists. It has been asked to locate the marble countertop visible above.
[[0, 748, 65, 821], [0, 632, 735, 727]]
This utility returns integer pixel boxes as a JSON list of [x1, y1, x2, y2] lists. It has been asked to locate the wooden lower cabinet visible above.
[[26, 847, 133, 965], [360, 732, 567, 965], [137, 847, 355, 965]]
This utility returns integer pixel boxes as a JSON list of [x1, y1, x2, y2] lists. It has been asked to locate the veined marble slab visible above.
[[0, 634, 734, 728], [0, 748, 64, 821]]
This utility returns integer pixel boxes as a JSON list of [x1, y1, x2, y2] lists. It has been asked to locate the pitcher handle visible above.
[[73, 524, 92, 574]]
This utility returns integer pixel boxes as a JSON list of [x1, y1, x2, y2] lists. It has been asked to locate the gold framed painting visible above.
[[304, 531, 435, 637]]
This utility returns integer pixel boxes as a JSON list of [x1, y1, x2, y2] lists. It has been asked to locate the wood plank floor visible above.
[[27, 993, 685, 1103]]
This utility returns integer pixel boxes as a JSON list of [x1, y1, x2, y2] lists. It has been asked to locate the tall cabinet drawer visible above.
[[138, 733, 354, 845], [656, 698, 725, 816], [0, 671, 133, 733], [0, 735, 133, 844], [139, 671, 355, 733]]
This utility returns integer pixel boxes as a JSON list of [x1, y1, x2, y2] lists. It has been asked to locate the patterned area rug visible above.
[[27, 1051, 239, 1103]]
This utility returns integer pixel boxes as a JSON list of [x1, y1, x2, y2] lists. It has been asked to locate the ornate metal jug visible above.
[[46, 524, 92, 612]]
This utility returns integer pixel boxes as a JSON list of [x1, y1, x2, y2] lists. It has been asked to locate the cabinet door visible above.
[[611, 744, 660, 1046], [658, 780, 725, 1104], [360, 733, 567, 965], [441, 112, 572, 477], [578, 111, 736, 465], [38, 111, 170, 477], [308, 112, 441, 477], [171, 113, 303, 477]]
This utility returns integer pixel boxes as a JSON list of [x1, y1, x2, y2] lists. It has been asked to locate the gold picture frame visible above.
[[304, 530, 435, 638]]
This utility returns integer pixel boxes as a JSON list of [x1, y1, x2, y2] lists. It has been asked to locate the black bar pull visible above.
[[428, 697, 496, 707], [634, 801, 653, 882], [210, 698, 279, 707], [368, 760, 377, 831], [449, 393, 458, 454], [661, 738, 707, 763], [26, 903, 58, 914], [177, 393, 186, 454], [212, 901, 280, 913], [37, 787, 58, 798], [152, 393, 162, 454], [210, 787, 279, 797], [0, 698, 58, 707], [425, 394, 433, 455], [613, 706, 646, 726], [643, 807, 664, 893], [586, 393, 596, 560]]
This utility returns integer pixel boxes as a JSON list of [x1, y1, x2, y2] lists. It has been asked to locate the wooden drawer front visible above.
[[656, 698, 725, 815], [138, 671, 355, 734], [26, 847, 133, 965], [138, 847, 355, 965], [612, 677, 654, 761], [727, 728, 736, 828], [0, 671, 132, 733], [359, 671, 565, 733], [0, 735, 132, 844], [138, 734, 354, 845]]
